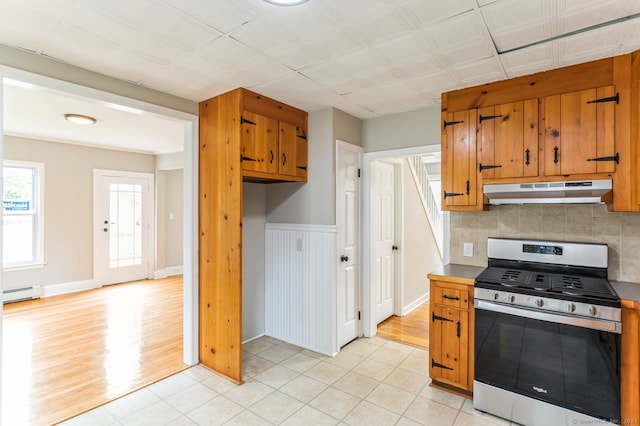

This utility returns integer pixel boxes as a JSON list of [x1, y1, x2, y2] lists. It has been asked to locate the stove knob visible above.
[[565, 303, 576, 313], [508, 294, 515, 303], [535, 299, 544, 308], [588, 305, 598, 317], [493, 292, 500, 301]]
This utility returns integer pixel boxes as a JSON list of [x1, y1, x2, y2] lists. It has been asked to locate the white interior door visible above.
[[93, 169, 154, 286], [336, 141, 362, 348], [372, 161, 396, 324]]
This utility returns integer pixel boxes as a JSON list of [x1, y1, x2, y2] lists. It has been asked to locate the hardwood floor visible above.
[[376, 301, 429, 349], [2, 276, 187, 426]]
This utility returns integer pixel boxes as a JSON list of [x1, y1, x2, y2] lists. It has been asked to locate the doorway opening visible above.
[[362, 145, 446, 348], [0, 66, 198, 420]]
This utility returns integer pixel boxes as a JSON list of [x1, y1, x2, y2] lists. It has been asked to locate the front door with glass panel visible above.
[[93, 170, 154, 286]]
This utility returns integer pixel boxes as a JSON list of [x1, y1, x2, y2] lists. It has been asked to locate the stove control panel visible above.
[[475, 288, 621, 322]]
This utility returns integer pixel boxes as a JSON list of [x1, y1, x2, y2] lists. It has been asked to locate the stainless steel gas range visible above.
[[473, 238, 621, 426]]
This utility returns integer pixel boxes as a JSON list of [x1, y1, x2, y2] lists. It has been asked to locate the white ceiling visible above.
[[2, 0, 640, 154]]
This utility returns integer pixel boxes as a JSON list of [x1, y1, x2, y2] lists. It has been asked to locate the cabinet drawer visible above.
[[433, 283, 469, 309]]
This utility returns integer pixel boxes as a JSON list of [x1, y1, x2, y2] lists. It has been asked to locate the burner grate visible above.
[[501, 270, 522, 281]]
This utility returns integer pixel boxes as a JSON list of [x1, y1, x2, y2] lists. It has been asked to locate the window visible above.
[[3, 161, 44, 269]]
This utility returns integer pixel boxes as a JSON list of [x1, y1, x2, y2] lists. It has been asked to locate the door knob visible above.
[[103, 228, 108, 232], [340, 255, 349, 262]]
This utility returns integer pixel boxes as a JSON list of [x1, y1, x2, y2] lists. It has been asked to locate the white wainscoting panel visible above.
[[265, 223, 337, 356]]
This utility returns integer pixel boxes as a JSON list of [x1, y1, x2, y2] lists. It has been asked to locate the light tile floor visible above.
[[60, 336, 517, 426]]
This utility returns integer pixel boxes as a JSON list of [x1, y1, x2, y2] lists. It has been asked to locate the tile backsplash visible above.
[[449, 204, 640, 283]]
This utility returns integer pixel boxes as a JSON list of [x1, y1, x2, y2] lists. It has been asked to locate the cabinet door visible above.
[[430, 305, 469, 389], [443, 109, 477, 208], [479, 99, 538, 178], [241, 111, 278, 174], [278, 121, 298, 176], [295, 129, 308, 180], [544, 85, 617, 176]]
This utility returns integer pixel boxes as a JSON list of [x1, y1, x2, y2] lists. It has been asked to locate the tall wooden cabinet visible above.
[[199, 88, 308, 383]]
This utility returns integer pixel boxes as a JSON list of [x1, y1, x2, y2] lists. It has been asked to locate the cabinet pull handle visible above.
[[270, 150, 274, 164], [587, 152, 619, 164], [443, 295, 460, 301], [296, 134, 307, 140], [444, 191, 463, 199], [282, 153, 287, 166], [443, 120, 464, 128], [432, 359, 454, 371], [586, 92, 619, 104], [479, 163, 502, 172], [240, 116, 256, 125], [525, 149, 530, 166], [432, 312, 454, 323], [297, 165, 307, 171], [457, 321, 461, 338], [479, 114, 502, 123], [466, 180, 470, 195], [553, 146, 559, 164], [240, 155, 257, 162]]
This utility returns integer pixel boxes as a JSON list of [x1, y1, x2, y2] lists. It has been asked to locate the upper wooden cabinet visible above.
[[442, 109, 480, 210], [442, 52, 640, 212], [241, 112, 308, 181], [478, 99, 538, 179], [543, 85, 617, 176]]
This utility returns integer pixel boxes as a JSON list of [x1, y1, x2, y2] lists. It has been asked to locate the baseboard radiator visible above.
[[265, 223, 336, 356], [3, 285, 42, 304]]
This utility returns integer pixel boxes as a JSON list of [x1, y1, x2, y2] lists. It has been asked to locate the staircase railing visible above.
[[408, 156, 443, 256]]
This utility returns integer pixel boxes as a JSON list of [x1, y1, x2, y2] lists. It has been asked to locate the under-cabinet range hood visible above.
[[483, 179, 612, 205]]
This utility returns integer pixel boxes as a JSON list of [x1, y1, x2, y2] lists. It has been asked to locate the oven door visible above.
[[474, 299, 620, 423]]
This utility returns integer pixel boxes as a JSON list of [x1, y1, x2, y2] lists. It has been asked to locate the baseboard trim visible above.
[[154, 266, 184, 279], [42, 280, 100, 298], [400, 293, 429, 316]]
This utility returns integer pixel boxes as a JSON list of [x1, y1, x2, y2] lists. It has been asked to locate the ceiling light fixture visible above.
[[64, 113, 97, 125], [263, 0, 309, 6]]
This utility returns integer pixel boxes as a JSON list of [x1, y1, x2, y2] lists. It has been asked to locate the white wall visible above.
[[163, 169, 183, 269], [243, 183, 267, 341], [266, 107, 363, 226], [3, 135, 156, 289], [363, 106, 440, 153], [401, 161, 442, 313]]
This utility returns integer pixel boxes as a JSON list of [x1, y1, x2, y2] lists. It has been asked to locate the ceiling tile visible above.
[[422, 10, 494, 57], [163, 0, 261, 33], [452, 56, 507, 87], [345, 8, 412, 46], [372, 33, 434, 67], [302, 29, 364, 61], [480, 0, 553, 52], [229, 15, 295, 54], [557, 24, 623, 66], [0, 1, 68, 53], [394, 0, 476, 27], [557, 0, 640, 33], [501, 43, 558, 77]]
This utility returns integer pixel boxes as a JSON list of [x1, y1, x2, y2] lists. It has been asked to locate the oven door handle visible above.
[[474, 300, 622, 334]]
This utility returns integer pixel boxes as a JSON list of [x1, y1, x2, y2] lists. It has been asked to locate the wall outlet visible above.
[[463, 242, 474, 257]]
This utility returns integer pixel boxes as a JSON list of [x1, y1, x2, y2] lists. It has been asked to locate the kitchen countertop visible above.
[[429, 264, 640, 304], [611, 280, 640, 304], [427, 264, 485, 286]]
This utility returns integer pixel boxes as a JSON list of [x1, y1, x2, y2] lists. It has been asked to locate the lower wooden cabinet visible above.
[[429, 279, 474, 392]]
